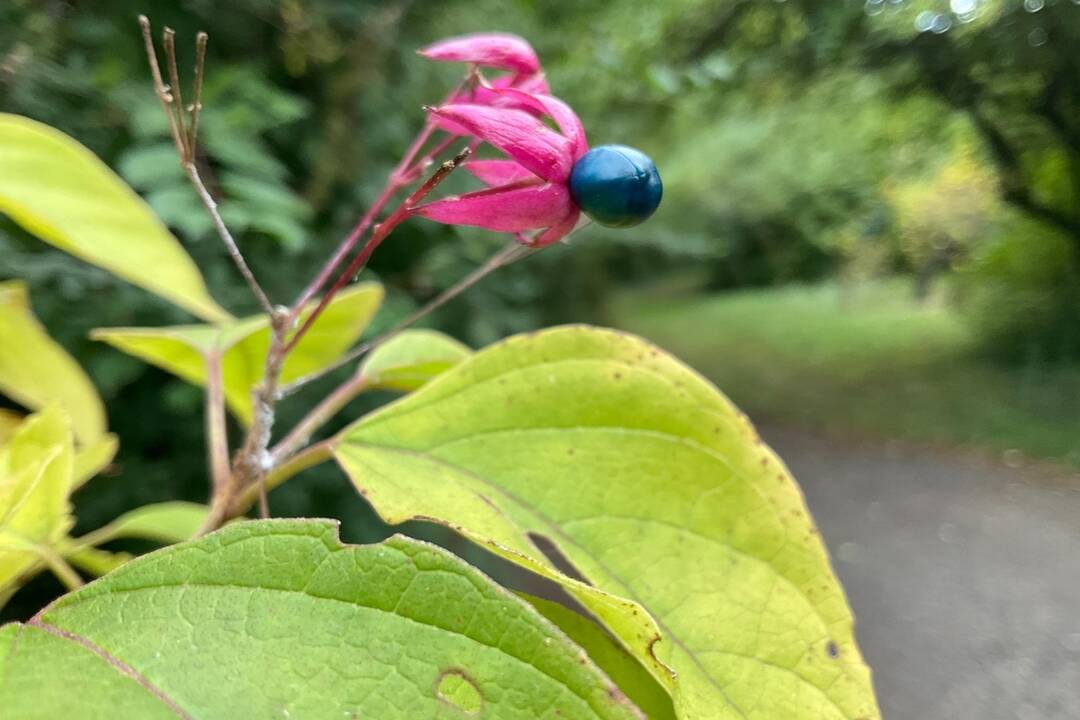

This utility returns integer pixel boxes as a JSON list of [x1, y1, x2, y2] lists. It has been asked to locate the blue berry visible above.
[[568, 145, 663, 228]]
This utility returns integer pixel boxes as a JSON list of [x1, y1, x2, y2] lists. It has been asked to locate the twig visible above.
[[188, 32, 207, 156], [185, 167, 277, 317], [270, 375, 368, 463], [288, 78, 471, 318], [233, 442, 334, 517], [162, 28, 188, 151], [138, 16, 185, 159], [204, 352, 230, 497], [138, 15, 275, 318], [37, 545, 84, 592]]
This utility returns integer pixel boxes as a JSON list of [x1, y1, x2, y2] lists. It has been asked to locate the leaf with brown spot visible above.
[[0, 520, 645, 719], [333, 325, 880, 719]]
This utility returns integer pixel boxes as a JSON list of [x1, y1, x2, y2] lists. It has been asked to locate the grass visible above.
[[612, 279, 1080, 467]]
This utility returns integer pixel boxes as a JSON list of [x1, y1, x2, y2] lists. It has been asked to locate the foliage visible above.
[[92, 283, 384, 425], [885, 138, 1001, 296], [333, 326, 877, 719], [0, 115, 229, 322], [615, 280, 1080, 467], [959, 216, 1080, 362], [0, 98, 878, 716], [888, 142, 999, 268], [0, 520, 642, 719]]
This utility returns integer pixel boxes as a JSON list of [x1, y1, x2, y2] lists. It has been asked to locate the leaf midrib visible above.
[[21, 622, 193, 719]]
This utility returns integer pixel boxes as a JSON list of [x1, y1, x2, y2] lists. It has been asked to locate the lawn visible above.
[[612, 279, 1080, 468]]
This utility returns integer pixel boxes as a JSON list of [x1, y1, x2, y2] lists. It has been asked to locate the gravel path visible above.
[[763, 425, 1080, 720]]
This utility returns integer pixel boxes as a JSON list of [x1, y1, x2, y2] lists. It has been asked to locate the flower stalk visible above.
[[283, 146, 473, 354]]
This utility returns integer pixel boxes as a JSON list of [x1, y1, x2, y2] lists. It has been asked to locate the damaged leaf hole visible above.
[[436, 669, 483, 715], [528, 531, 591, 584]]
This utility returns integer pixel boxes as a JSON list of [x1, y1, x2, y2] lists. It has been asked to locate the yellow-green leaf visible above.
[[71, 435, 119, 489], [524, 594, 677, 720], [0, 280, 106, 445], [82, 501, 208, 546], [359, 329, 472, 391], [334, 326, 880, 720], [0, 114, 230, 322], [0, 406, 75, 597], [62, 544, 132, 577], [92, 283, 384, 425]]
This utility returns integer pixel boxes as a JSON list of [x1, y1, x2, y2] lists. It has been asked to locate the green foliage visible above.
[[358, 329, 472, 391], [523, 594, 677, 720], [0, 278, 208, 603], [615, 281, 1080, 467], [333, 326, 878, 719], [75, 502, 207, 546], [960, 217, 1080, 362], [0, 403, 194, 603], [0, 8, 898, 716], [0, 406, 75, 603], [0, 114, 229, 322], [92, 284, 384, 425], [0, 280, 109, 446], [0, 519, 643, 720]]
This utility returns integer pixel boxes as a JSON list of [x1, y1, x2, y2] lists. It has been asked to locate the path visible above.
[[762, 425, 1080, 720]]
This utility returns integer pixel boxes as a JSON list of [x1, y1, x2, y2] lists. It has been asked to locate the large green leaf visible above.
[[0, 519, 645, 720], [333, 326, 879, 720], [92, 284, 384, 425], [0, 280, 108, 446], [0, 114, 229, 322]]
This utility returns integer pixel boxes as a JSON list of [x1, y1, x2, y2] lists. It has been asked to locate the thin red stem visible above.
[[289, 126, 449, 318], [288, 78, 471, 318], [283, 147, 471, 354]]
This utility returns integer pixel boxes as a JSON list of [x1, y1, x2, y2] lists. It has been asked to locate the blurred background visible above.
[[2, 1, 1079, 717]]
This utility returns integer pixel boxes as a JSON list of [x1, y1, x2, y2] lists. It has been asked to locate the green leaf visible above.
[[83, 501, 208, 546], [0, 280, 107, 445], [71, 435, 119, 489], [333, 326, 879, 720], [0, 114, 230, 322], [62, 544, 133, 577], [92, 283, 384, 425], [0, 405, 75, 596], [0, 519, 645, 720], [523, 595, 677, 720], [359, 329, 472, 392]]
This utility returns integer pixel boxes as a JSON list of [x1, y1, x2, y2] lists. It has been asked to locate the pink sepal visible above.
[[413, 181, 573, 233], [419, 33, 541, 74], [492, 89, 588, 160], [464, 159, 537, 186], [525, 207, 581, 247], [427, 104, 574, 183]]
